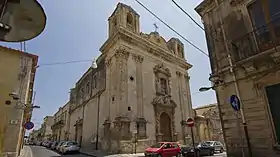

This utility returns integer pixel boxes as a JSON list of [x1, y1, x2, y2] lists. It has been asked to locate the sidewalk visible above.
[[18, 146, 32, 157], [80, 149, 144, 157]]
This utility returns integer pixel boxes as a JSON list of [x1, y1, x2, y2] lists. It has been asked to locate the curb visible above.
[[80, 151, 97, 157]]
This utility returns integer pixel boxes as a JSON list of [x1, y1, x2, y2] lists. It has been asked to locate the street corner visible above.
[[18, 146, 33, 157]]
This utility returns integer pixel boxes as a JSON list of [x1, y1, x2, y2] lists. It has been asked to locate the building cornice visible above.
[[100, 28, 192, 70]]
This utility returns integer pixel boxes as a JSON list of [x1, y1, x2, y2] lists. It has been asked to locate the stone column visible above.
[[132, 54, 147, 139]]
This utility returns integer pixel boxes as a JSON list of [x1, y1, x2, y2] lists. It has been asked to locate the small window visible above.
[[81, 88, 84, 99], [93, 75, 97, 89], [127, 13, 133, 25], [113, 18, 117, 26], [160, 78, 168, 94], [86, 82, 90, 94], [128, 106, 131, 111]]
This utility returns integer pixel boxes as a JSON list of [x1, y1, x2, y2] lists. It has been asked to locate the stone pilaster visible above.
[[113, 116, 131, 140], [132, 54, 144, 117], [176, 71, 185, 142], [184, 74, 192, 118], [132, 54, 147, 139], [114, 48, 130, 116], [105, 58, 112, 120]]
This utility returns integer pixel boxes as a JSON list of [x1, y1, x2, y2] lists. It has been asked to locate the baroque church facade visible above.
[[67, 3, 193, 153]]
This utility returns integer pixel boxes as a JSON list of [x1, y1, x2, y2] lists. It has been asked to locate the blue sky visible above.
[[2, 0, 215, 130]]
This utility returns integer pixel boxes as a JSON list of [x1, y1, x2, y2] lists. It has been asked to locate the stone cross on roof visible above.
[[153, 23, 159, 32]]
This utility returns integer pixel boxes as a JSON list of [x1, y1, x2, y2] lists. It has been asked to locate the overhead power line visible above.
[[134, 0, 209, 57], [37, 60, 92, 67], [171, 0, 205, 31]]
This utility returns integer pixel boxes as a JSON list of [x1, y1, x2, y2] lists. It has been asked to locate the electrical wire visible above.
[[134, 0, 209, 57], [171, 0, 205, 31], [37, 60, 92, 67]]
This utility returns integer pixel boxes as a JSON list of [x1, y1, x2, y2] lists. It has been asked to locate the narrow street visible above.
[[29, 146, 89, 157]]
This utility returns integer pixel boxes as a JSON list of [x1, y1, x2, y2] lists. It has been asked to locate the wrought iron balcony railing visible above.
[[231, 17, 280, 62]]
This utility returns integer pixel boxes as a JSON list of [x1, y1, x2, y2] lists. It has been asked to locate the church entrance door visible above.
[[160, 112, 172, 141]]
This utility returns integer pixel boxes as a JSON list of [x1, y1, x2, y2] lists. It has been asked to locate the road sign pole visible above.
[[190, 127, 196, 157]]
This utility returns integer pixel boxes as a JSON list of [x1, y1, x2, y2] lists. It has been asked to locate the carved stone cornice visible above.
[[132, 54, 144, 63], [153, 63, 171, 77], [115, 48, 130, 60], [151, 95, 176, 108], [195, 0, 216, 16], [100, 28, 192, 70]]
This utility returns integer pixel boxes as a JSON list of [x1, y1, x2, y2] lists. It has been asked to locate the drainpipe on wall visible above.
[[95, 93, 101, 150]]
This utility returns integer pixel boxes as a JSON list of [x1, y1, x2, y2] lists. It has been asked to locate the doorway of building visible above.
[[160, 112, 172, 141], [265, 83, 280, 143]]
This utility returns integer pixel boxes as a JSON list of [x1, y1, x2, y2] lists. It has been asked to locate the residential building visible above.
[[195, 0, 280, 157], [193, 104, 224, 144], [29, 129, 40, 142], [51, 102, 70, 141], [40, 116, 54, 141], [68, 2, 193, 153], [0, 46, 38, 157]]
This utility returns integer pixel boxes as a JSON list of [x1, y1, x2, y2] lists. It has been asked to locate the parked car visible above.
[[144, 142, 181, 157], [181, 142, 214, 157], [51, 141, 59, 150], [60, 141, 80, 154], [204, 141, 224, 153], [56, 141, 66, 152], [46, 141, 53, 148]]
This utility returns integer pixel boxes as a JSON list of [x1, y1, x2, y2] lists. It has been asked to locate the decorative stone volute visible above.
[[115, 48, 130, 60], [176, 71, 182, 77], [153, 63, 171, 77]]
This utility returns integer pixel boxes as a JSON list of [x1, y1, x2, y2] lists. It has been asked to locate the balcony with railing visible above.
[[51, 119, 65, 130], [231, 17, 280, 62]]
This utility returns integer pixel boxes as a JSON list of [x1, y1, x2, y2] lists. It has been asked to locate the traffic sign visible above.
[[186, 118, 194, 127], [230, 95, 241, 111], [24, 121, 34, 130]]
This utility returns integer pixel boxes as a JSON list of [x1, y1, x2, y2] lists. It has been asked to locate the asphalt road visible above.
[[28, 146, 227, 157], [29, 146, 89, 157]]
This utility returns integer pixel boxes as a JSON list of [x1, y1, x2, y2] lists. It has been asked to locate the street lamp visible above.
[[199, 74, 224, 92], [198, 87, 212, 92], [0, 0, 47, 42]]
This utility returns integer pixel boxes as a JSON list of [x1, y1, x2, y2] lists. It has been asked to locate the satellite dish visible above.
[[0, 0, 46, 42]]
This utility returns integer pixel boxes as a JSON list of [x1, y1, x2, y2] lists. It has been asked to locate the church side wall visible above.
[[68, 107, 83, 141]]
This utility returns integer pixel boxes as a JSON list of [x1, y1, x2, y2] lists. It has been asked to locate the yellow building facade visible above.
[[0, 46, 38, 157]]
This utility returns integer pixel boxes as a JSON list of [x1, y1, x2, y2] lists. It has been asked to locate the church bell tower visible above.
[[108, 3, 140, 37]]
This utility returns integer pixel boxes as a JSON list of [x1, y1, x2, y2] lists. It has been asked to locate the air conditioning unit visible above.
[[9, 120, 18, 125]]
